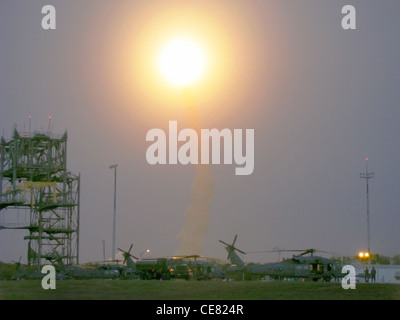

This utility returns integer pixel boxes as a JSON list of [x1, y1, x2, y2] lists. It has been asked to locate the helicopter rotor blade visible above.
[[12, 257, 22, 271], [118, 244, 138, 263], [219, 240, 230, 247], [219, 236, 246, 257], [232, 235, 237, 247]]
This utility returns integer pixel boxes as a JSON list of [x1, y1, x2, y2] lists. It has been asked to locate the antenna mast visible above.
[[360, 157, 374, 254]]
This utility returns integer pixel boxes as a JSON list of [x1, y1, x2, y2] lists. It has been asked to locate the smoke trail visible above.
[[175, 87, 215, 255], [176, 164, 214, 255]]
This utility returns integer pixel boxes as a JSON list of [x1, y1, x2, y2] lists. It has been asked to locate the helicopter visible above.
[[219, 235, 342, 282], [172, 255, 227, 280], [52, 259, 123, 280], [11, 257, 66, 280], [118, 244, 174, 280], [11, 257, 45, 280], [118, 244, 226, 280], [11, 246, 137, 280], [44, 251, 127, 280]]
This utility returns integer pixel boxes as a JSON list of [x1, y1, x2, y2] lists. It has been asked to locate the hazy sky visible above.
[[1, 1, 400, 264]]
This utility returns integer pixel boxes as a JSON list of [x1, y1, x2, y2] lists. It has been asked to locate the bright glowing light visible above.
[[158, 38, 206, 86]]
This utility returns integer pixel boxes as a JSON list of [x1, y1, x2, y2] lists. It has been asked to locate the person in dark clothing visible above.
[[370, 267, 376, 283]]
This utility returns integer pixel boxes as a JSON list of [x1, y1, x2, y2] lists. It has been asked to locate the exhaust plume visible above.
[[176, 164, 214, 255], [175, 87, 215, 255]]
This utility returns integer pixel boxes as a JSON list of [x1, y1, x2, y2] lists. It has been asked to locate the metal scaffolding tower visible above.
[[0, 129, 80, 269]]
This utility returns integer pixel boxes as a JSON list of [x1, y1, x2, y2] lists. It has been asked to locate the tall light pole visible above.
[[102, 240, 106, 261], [360, 158, 374, 254], [109, 164, 118, 260]]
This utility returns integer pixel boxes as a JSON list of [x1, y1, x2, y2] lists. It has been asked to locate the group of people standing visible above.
[[364, 266, 376, 282]]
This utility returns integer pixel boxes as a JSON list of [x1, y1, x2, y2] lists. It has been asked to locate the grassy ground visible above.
[[1, 279, 399, 300]]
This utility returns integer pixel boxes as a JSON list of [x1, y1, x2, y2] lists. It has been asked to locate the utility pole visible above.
[[360, 158, 374, 254], [102, 240, 106, 261], [109, 164, 118, 261]]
